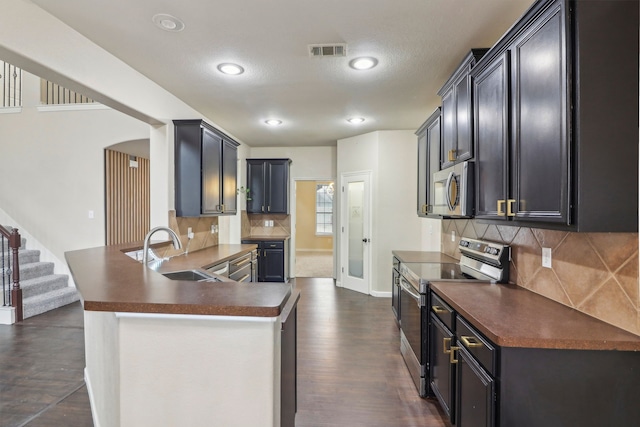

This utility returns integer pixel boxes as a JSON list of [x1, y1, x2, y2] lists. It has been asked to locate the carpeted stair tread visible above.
[[23, 287, 80, 319], [14, 261, 55, 281], [1, 249, 41, 265], [19, 274, 69, 298]]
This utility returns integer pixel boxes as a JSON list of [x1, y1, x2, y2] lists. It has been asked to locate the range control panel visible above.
[[459, 238, 510, 267]]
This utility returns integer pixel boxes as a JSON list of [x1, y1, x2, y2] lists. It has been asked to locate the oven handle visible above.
[[399, 276, 422, 306]]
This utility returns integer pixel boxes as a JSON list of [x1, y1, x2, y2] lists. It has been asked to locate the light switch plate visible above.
[[542, 247, 552, 268], [451, 230, 456, 242]]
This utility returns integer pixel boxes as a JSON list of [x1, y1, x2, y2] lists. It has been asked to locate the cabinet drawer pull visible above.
[[450, 346, 460, 364], [460, 335, 483, 348], [432, 305, 448, 314], [238, 274, 251, 282], [448, 149, 456, 162], [497, 199, 506, 216], [507, 199, 516, 217], [232, 258, 251, 267], [443, 337, 452, 354]]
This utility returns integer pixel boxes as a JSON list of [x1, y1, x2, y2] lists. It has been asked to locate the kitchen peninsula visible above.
[[65, 242, 298, 427]]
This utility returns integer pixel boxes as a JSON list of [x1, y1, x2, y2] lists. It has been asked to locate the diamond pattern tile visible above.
[[531, 228, 568, 250], [579, 277, 639, 335], [615, 256, 639, 309], [526, 267, 571, 306], [510, 227, 542, 287], [587, 233, 639, 272], [440, 222, 639, 335], [553, 233, 610, 307]]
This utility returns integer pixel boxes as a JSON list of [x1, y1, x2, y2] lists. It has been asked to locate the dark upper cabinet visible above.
[[438, 49, 488, 169], [474, 52, 510, 219], [472, 0, 638, 231], [174, 120, 239, 216], [246, 159, 291, 214], [416, 108, 441, 217]]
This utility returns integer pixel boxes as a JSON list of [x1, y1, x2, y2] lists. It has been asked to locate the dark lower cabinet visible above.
[[429, 315, 455, 421], [455, 345, 494, 427], [391, 261, 400, 326], [241, 239, 288, 282], [281, 291, 299, 427], [430, 289, 640, 427]]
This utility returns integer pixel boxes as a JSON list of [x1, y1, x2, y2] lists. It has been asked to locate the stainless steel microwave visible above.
[[432, 161, 474, 217]]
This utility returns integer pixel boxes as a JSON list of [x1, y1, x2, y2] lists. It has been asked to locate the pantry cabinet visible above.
[[472, 0, 638, 231]]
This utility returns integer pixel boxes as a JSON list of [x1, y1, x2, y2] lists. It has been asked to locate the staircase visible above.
[[2, 228, 79, 319]]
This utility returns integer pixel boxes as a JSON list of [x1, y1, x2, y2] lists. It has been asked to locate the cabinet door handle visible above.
[[443, 337, 452, 354], [448, 149, 456, 162], [268, 205, 271, 212], [497, 200, 506, 216], [450, 345, 460, 364], [432, 305, 447, 314], [507, 199, 516, 217], [460, 335, 483, 348], [261, 205, 265, 212]]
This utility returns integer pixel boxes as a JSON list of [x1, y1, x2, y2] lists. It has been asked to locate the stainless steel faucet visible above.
[[142, 226, 183, 264]]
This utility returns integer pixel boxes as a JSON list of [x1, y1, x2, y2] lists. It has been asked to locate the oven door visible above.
[[399, 275, 428, 397]]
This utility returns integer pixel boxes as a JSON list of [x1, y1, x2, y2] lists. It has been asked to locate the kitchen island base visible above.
[[84, 310, 282, 427]]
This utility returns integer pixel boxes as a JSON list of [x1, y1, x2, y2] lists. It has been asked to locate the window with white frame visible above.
[[316, 183, 334, 235]]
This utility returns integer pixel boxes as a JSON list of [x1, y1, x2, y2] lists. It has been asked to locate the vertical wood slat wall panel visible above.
[[105, 149, 150, 245]]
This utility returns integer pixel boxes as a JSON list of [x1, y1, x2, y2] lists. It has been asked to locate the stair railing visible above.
[[0, 225, 22, 322]]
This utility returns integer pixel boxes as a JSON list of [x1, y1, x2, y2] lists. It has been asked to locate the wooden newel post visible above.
[[9, 228, 22, 322]]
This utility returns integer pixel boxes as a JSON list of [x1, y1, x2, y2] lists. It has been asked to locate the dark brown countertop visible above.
[[65, 242, 292, 317], [430, 281, 640, 351], [392, 250, 458, 264], [242, 235, 290, 241]]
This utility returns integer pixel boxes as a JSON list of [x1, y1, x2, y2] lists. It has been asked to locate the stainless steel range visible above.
[[398, 237, 510, 397]]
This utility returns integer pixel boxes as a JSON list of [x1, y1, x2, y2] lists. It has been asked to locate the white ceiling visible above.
[[31, 0, 533, 147]]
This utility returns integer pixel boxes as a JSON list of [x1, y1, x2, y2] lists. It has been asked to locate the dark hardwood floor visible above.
[[0, 301, 92, 427], [0, 278, 449, 427]]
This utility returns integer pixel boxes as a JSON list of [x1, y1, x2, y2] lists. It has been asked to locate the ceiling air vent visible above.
[[309, 44, 347, 57]]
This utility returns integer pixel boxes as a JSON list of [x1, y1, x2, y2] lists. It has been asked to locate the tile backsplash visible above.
[[442, 220, 640, 336], [153, 211, 219, 257], [242, 211, 291, 238]]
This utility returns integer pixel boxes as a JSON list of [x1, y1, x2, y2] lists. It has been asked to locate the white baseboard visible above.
[[0, 306, 16, 324], [370, 290, 392, 298]]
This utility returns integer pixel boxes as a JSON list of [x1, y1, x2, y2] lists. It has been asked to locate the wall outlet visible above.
[[211, 224, 216, 234], [269, 220, 274, 227], [542, 247, 552, 268], [451, 230, 456, 242], [187, 227, 194, 239], [264, 220, 269, 227]]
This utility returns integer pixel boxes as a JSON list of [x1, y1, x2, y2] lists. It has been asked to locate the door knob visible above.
[[362, 238, 370, 243]]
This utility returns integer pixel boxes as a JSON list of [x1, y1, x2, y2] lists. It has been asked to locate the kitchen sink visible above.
[[161, 270, 220, 282]]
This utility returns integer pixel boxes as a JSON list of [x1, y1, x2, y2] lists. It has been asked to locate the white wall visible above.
[[0, 1, 249, 256], [0, 72, 149, 262], [337, 130, 429, 295]]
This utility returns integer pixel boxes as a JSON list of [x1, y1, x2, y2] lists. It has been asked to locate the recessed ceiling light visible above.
[[265, 119, 282, 126], [217, 63, 245, 75], [349, 57, 378, 70], [347, 117, 365, 124], [152, 14, 185, 32]]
